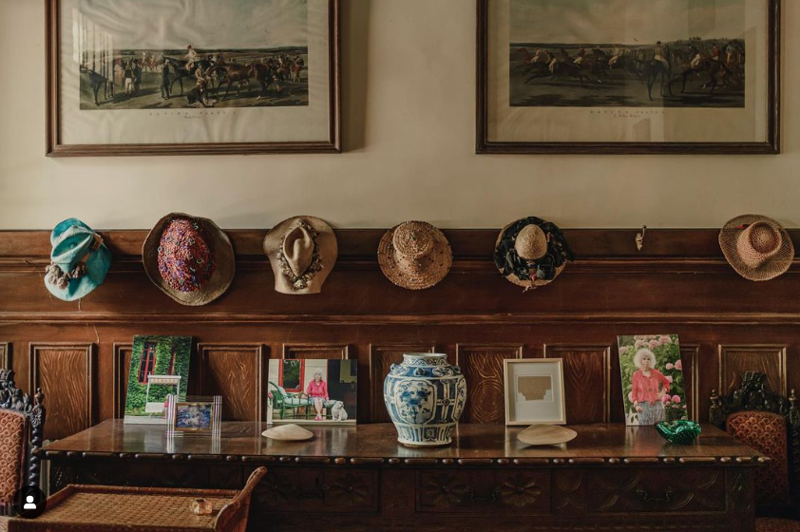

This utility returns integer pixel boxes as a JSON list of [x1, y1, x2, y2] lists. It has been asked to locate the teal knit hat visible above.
[[44, 219, 111, 301]]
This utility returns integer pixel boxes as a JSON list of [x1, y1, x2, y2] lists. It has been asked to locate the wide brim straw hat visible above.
[[378, 221, 453, 290], [143, 213, 235, 306], [719, 214, 794, 282]]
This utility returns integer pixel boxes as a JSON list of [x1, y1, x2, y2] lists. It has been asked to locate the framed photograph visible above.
[[477, 0, 780, 154], [46, 0, 341, 156], [503, 359, 566, 426], [167, 395, 222, 435], [617, 335, 688, 426], [267, 358, 357, 426], [124, 335, 192, 425]]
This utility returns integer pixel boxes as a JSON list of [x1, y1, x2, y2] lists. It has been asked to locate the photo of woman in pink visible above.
[[631, 348, 671, 425], [304, 371, 329, 421]]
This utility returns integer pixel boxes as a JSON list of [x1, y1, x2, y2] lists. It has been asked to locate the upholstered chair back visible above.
[[727, 410, 790, 506]]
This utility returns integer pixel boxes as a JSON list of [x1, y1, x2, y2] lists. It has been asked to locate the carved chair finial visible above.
[[0, 368, 46, 491]]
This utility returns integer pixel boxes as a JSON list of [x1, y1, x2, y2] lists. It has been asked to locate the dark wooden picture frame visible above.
[[476, 0, 781, 155], [45, 0, 341, 157]]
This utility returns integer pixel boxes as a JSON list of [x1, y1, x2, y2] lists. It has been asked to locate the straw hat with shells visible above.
[[719, 215, 794, 282], [494, 217, 574, 291], [378, 221, 452, 290], [263, 216, 338, 295]]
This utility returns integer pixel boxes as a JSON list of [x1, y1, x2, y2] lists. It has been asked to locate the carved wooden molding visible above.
[[544, 345, 611, 424], [282, 344, 350, 360], [0, 342, 10, 368], [718, 345, 788, 396], [369, 343, 437, 423], [680, 345, 701, 422], [112, 343, 133, 419], [28, 342, 95, 440], [198, 343, 266, 422], [456, 344, 524, 424]]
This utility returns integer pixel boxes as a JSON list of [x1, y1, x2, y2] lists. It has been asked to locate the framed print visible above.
[[503, 359, 566, 426], [477, 0, 780, 154], [46, 0, 341, 156], [617, 335, 688, 426], [166, 395, 222, 435]]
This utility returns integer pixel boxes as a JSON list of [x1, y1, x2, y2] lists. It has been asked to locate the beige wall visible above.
[[0, 0, 796, 230]]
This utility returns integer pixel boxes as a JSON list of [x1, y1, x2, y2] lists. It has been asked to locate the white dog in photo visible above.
[[330, 401, 348, 422]]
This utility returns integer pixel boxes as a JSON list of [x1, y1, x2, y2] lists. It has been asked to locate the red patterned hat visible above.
[[143, 213, 235, 306]]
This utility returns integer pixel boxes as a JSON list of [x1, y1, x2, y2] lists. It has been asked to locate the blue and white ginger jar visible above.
[[384, 353, 467, 447]]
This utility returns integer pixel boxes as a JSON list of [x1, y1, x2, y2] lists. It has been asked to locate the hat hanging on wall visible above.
[[719, 214, 794, 282], [143, 213, 235, 306], [263, 216, 338, 295], [494, 217, 574, 291], [44, 218, 111, 302], [378, 221, 453, 290]]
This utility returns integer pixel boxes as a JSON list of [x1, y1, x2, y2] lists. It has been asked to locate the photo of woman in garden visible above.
[[617, 334, 688, 426]]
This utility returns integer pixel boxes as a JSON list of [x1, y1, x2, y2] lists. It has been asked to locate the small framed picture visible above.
[[167, 395, 222, 435], [504, 359, 566, 426]]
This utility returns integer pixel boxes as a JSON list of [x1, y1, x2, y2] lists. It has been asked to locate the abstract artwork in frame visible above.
[[477, 0, 780, 154], [46, 0, 341, 156]]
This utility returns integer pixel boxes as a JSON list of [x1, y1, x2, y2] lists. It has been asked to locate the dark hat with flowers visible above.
[[143, 213, 235, 306]]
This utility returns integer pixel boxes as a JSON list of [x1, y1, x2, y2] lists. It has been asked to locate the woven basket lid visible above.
[[719, 214, 794, 282], [378, 221, 452, 290], [143, 213, 235, 306]]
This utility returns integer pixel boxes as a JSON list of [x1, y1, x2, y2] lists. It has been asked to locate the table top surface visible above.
[[43, 421, 761, 462]]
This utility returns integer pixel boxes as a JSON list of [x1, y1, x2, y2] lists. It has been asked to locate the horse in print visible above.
[[211, 63, 254, 100], [164, 57, 215, 96]]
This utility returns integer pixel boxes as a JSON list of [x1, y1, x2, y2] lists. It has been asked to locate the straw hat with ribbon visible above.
[[378, 221, 452, 290], [264, 216, 338, 295], [143, 213, 235, 306], [494, 217, 574, 291], [719, 215, 794, 282]]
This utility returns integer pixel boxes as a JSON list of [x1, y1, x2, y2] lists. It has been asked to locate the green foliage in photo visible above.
[[124, 335, 192, 418]]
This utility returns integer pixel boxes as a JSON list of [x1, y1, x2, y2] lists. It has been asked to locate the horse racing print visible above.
[[477, 0, 780, 154], [46, 0, 340, 156]]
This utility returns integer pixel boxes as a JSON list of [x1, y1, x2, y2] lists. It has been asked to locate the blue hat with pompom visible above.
[[44, 219, 111, 301]]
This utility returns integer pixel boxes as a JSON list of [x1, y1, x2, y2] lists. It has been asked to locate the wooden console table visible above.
[[42, 421, 764, 532]]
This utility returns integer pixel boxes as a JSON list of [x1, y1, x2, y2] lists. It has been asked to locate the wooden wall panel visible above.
[[719, 345, 787, 396], [29, 343, 94, 441], [456, 345, 523, 424], [544, 345, 611, 424], [1, 230, 800, 428], [113, 343, 133, 418], [0, 342, 9, 368], [283, 344, 349, 360], [369, 344, 437, 423], [199, 344, 265, 422]]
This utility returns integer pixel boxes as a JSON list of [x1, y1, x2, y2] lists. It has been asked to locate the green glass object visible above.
[[656, 420, 702, 445]]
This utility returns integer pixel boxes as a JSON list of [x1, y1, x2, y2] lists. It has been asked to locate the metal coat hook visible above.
[[635, 225, 647, 252]]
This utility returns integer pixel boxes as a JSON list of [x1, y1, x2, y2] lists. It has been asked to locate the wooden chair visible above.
[[0, 369, 45, 531], [7, 467, 267, 532], [710, 372, 800, 532]]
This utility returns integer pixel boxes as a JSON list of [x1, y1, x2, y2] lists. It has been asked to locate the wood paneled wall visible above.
[[1, 229, 799, 441]]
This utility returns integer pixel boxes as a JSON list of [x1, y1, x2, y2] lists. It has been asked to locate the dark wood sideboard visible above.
[[42, 421, 764, 532]]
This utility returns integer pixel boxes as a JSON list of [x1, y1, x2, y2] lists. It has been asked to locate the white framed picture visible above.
[[504, 359, 566, 426]]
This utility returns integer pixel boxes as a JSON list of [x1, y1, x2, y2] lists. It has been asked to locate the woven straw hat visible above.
[[143, 213, 235, 306], [378, 221, 452, 290], [494, 217, 574, 291], [263, 216, 338, 295], [719, 215, 794, 282]]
